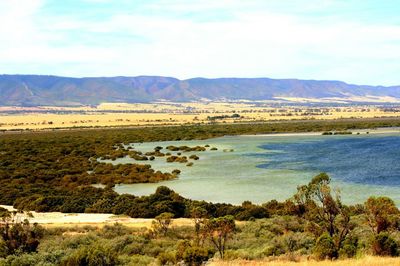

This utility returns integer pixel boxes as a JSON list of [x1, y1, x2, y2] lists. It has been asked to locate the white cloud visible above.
[[0, 0, 400, 85]]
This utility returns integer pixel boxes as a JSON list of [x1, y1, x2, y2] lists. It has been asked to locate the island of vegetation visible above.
[[0, 118, 399, 265]]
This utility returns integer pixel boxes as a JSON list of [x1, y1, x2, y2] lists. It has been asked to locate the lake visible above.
[[110, 130, 400, 205]]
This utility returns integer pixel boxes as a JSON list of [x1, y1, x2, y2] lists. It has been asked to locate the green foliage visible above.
[[1, 120, 398, 217], [152, 212, 174, 236], [338, 235, 359, 258], [119, 255, 154, 266], [0, 240, 7, 259], [293, 173, 355, 255], [157, 250, 176, 265], [0, 121, 400, 263], [365, 196, 400, 234], [60, 244, 119, 266], [0, 250, 66, 266], [203, 215, 236, 259], [371, 233, 399, 257], [173, 240, 214, 265], [98, 223, 131, 239], [0, 219, 43, 257], [314, 233, 337, 260], [182, 246, 214, 266], [0, 208, 9, 220]]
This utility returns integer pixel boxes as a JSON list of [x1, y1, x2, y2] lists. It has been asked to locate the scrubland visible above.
[[1, 102, 400, 130], [1, 120, 400, 265]]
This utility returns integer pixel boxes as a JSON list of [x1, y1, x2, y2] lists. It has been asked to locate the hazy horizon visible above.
[[2, 73, 400, 87]]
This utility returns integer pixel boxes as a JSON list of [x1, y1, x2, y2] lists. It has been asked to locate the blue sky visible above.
[[0, 0, 400, 85]]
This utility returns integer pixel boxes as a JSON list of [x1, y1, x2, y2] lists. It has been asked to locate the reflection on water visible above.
[[110, 132, 400, 205]]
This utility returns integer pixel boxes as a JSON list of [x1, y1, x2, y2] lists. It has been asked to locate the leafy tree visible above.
[[338, 234, 359, 258], [190, 206, 208, 245], [314, 233, 337, 260], [293, 173, 354, 257], [202, 215, 235, 259], [152, 212, 174, 236], [0, 211, 43, 257], [371, 232, 399, 257], [365, 196, 400, 235]]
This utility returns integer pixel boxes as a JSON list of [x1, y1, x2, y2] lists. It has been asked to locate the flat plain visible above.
[[1, 102, 400, 130]]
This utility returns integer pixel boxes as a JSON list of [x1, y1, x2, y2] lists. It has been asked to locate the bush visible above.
[[119, 254, 154, 266], [0, 239, 8, 258], [0, 220, 44, 256], [157, 251, 176, 265], [182, 246, 214, 266], [175, 240, 214, 266], [372, 233, 399, 257], [339, 235, 359, 258], [0, 250, 66, 266], [263, 241, 285, 257], [152, 212, 174, 236], [99, 223, 131, 239], [314, 233, 337, 260], [61, 244, 119, 266]]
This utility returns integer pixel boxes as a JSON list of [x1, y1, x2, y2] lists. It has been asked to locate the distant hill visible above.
[[1, 74, 400, 106]]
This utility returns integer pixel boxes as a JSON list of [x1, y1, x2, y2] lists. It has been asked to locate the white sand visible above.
[[0, 205, 193, 227]]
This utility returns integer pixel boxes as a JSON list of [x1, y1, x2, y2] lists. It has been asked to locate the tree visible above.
[[190, 206, 208, 245], [371, 232, 399, 257], [314, 233, 337, 260], [202, 215, 235, 259], [0, 211, 43, 256], [365, 196, 399, 235], [293, 173, 354, 257], [151, 212, 174, 236]]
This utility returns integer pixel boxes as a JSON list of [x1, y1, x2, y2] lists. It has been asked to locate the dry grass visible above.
[[1, 102, 399, 130], [208, 256, 400, 266]]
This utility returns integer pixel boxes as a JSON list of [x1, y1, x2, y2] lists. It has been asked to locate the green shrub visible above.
[[182, 246, 214, 266], [59, 234, 98, 250], [99, 223, 131, 239], [175, 240, 214, 265], [119, 254, 154, 266], [0, 240, 8, 258], [372, 233, 399, 257], [61, 244, 119, 266], [0, 220, 44, 256], [263, 240, 285, 257], [313, 233, 337, 260], [339, 235, 359, 258], [157, 251, 176, 265], [0, 250, 66, 266]]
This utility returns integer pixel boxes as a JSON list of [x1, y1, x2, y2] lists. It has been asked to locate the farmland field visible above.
[[1, 102, 400, 130]]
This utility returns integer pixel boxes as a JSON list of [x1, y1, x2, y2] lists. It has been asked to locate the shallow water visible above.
[[110, 132, 400, 205]]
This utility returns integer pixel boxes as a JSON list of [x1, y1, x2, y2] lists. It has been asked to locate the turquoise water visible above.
[[111, 132, 400, 205]]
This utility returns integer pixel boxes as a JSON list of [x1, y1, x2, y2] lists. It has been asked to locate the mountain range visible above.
[[1, 74, 400, 106]]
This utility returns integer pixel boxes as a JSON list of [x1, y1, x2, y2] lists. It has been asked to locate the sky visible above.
[[0, 0, 400, 85]]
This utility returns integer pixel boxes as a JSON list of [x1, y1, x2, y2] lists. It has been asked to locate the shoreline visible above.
[[1, 117, 400, 134], [1, 122, 399, 226], [240, 127, 400, 137]]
